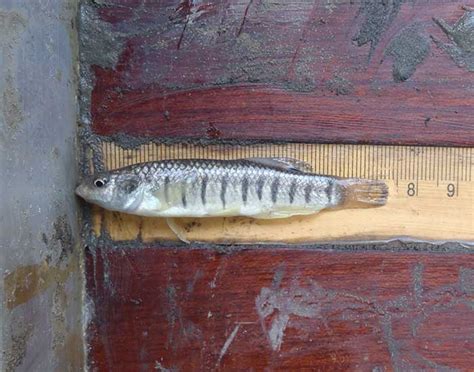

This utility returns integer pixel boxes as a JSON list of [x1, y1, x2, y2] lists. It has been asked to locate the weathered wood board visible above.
[[86, 247, 474, 371], [81, 1, 474, 146]]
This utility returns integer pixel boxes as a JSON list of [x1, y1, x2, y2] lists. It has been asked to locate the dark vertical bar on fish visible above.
[[304, 184, 312, 204], [201, 175, 208, 205], [271, 178, 280, 203], [256, 177, 265, 201], [289, 180, 297, 204], [220, 176, 228, 208], [241, 177, 249, 204]]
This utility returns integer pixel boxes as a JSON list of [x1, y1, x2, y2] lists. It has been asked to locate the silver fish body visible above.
[[76, 158, 388, 218]]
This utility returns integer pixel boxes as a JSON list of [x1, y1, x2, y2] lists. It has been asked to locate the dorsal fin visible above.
[[245, 157, 312, 173]]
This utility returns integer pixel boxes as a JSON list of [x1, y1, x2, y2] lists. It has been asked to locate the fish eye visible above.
[[94, 178, 107, 188]]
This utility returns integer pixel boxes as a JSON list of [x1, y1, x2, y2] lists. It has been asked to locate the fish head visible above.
[[76, 170, 143, 213]]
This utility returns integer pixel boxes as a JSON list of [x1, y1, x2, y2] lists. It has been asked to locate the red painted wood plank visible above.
[[83, 1, 474, 146], [85, 248, 474, 371], [91, 85, 474, 146]]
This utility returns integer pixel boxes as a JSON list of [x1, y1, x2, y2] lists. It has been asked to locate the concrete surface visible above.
[[0, 0, 84, 370]]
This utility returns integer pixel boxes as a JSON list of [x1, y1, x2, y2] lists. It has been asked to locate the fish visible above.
[[76, 157, 388, 241]]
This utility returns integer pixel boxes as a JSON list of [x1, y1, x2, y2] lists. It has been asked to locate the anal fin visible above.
[[166, 217, 190, 244]]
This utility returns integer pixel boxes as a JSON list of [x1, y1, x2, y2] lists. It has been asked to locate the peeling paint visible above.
[[77, 1, 130, 176], [77, 0, 322, 131], [459, 268, 474, 295], [353, 0, 403, 59], [79, 4, 125, 69], [326, 74, 354, 95], [385, 23, 430, 82], [173, 0, 216, 25], [432, 7, 474, 72]]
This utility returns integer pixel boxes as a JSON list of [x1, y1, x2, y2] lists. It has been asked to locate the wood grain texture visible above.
[[84, 0, 474, 145], [85, 247, 474, 371]]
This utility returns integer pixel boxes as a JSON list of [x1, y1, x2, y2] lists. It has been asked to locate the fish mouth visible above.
[[75, 184, 87, 199]]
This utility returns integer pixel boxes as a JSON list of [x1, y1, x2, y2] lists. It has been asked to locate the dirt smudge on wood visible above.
[[385, 23, 431, 82]]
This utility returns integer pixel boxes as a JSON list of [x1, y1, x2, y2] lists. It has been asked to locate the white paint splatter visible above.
[[325, 0, 338, 14], [209, 265, 222, 289], [255, 281, 322, 352], [215, 324, 240, 367], [154, 361, 171, 372], [267, 313, 290, 351]]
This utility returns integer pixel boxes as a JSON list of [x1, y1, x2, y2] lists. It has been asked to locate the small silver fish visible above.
[[76, 158, 388, 225]]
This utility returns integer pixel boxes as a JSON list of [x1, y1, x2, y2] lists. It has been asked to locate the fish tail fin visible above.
[[337, 178, 389, 209]]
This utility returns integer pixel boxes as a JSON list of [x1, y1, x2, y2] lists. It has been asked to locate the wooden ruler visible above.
[[92, 143, 473, 244]]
